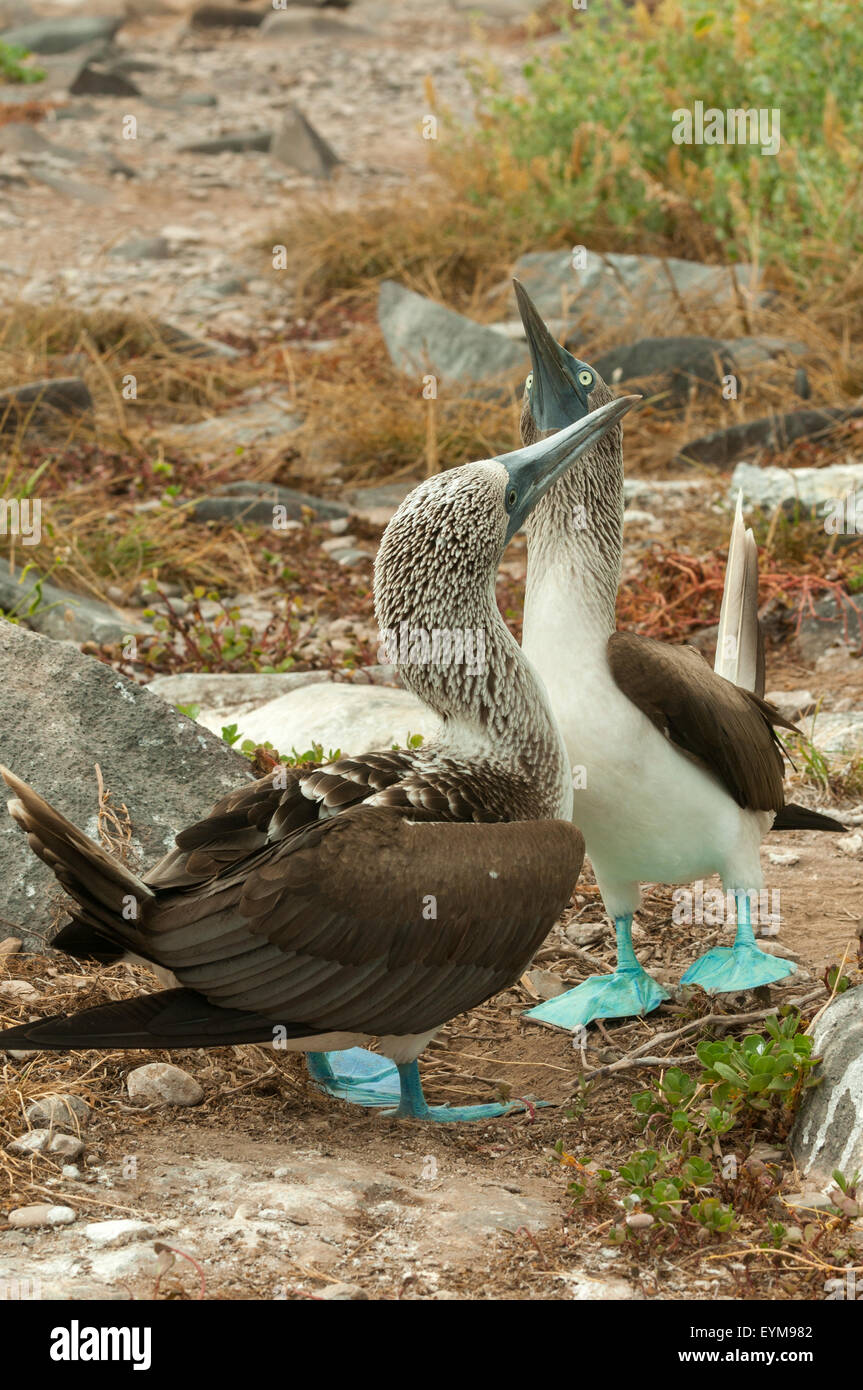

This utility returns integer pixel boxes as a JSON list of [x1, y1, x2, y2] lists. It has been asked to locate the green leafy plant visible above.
[[0, 41, 44, 84]]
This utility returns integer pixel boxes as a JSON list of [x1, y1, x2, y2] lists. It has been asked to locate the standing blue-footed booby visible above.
[[511, 280, 845, 1031], [0, 398, 637, 1121]]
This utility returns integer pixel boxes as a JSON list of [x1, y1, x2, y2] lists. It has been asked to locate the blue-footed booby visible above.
[[0, 397, 637, 1121], [511, 280, 845, 1031]]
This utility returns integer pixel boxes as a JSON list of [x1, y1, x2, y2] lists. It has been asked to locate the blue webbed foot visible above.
[[306, 1049, 401, 1107], [681, 890, 797, 994], [681, 943, 796, 993], [522, 914, 669, 1030], [382, 1061, 546, 1123], [524, 967, 669, 1030]]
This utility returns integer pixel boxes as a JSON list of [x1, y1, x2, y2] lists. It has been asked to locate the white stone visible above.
[[82, 1219, 157, 1248], [223, 682, 437, 758], [127, 1063, 204, 1107]]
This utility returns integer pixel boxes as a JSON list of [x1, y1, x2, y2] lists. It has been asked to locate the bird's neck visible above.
[[382, 577, 573, 820], [523, 437, 622, 659]]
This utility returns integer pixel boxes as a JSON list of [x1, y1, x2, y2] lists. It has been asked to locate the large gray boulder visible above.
[[791, 987, 863, 1186], [0, 623, 253, 950], [513, 249, 762, 327], [378, 281, 526, 393], [215, 681, 437, 754], [0, 15, 123, 53]]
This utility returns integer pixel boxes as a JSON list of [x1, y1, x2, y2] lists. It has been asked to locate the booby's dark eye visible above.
[[577, 369, 593, 388], [507, 488, 518, 510]]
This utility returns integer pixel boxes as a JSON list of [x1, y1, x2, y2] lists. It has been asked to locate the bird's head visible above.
[[374, 396, 639, 650], [514, 277, 616, 446]]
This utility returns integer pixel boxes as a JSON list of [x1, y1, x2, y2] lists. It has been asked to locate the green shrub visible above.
[[449, 0, 862, 284]]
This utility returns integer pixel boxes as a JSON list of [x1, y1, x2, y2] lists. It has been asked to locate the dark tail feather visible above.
[[772, 802, 847, 833], [51, 921, 126, 964], [1, 765, 153, 958], [0, 987, 291, 1051]]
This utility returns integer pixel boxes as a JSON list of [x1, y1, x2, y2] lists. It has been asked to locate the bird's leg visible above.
[[382, 1060, 543, 1123], [522, 914, 669, 1030], [680, 890, 796, 993], [305, 1049, 401, 1107]]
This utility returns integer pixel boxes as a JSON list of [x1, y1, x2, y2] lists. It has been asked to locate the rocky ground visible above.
[[2, 0, 863, 1302]]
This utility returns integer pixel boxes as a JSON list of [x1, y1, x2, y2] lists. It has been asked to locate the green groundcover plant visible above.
[[450, 0, 862, 285]]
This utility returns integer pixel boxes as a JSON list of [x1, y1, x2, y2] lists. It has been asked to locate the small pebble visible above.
[[768, 850, 799, 867], [82, 1219, 157, 1248], [48, 1133, 85, 1160], [61, 1165, 81, 1179], [8, 1203, 76, 1228], [7, 1130, 50, 1156], [837, 833, 863, 857], [0, 936, 22, 955], [317, 1282, 368, 1301], [25, 1094, 90, 1134], [0, 980, 39, 999], [127, 1062, 204, 1107]]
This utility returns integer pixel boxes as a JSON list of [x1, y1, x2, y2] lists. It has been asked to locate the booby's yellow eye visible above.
[[525, 373, 534, 391], [577, 369, 593, 388]]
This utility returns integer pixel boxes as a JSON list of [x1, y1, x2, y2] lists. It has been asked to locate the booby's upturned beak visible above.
[[497, 394, 640, 542], [514, 277, 594, 431]]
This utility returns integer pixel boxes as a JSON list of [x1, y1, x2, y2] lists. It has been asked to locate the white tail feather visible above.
[[714, 492, 762, 694]]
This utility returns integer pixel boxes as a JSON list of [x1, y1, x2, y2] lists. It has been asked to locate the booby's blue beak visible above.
[[514, 277, 597, 431], [498, 393, 640, 543]]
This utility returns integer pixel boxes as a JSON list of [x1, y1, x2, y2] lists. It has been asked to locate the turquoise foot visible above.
[[681, 943, 796, 994], [383, 1061, 547, 1123], [306, 1049, 400, 1107], [524, 967, 669, 1030], [681, 889, 797, 994], [523, 913, 669, 1030]]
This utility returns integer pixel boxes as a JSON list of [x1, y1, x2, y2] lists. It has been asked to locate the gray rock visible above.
[[49, 1133, 85, 1159], [0, 569, 147, 644], [0, 377, 92, 432], [0, 122, 80, 160], [25, 1093, 90, 1133], [109, 235, 172, 262], [83, 1219, 157, 1247], [0, 623, 253, 948], [793, 594, 863, 663], [344, 481, 415, 526], [191, 483, 347, 525], [271, 107, 340, 178], [791, 986, 863, 1186], [794, 367, 811, 401], [724, 336, 811, 370], [260, 10, 369, 37], [190, 4, 266, 26], [163, 401, 301, 451], [233, 681, 436, 756], [179, 130, 273, 155], [764, 689, 816, 722], [318, 1281, 369, 1300], [524, 968, 567, 1001], [679, 407, 863, 469], [379, 281, 526, 392], [25, 169, 112, 205], [808, 711, 863, 759], [731, 460, 863, 523], [127, 1063, 204, 1107], [69, 62, 140, 98], [590, 336, 737, 409], [513, 249, 762, 326], [0, 16, 123, 54], [147, 671, 333, 726], [7, 1129, 51, 1156]]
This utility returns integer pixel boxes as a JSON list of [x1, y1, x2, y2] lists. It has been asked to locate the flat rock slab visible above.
[[0, 377, 92, 432], [791, 986, 863, 1186], [164, 401, 301, 453], [0, 16, 123, 53], [147, 670, 333, 723], [591, 336, 737, 408], [271, 107, 340, 178], [732, 460, 863, 519], [378, 280, 526, 393], [0, 568, 146, 645], [212, 680, 436, 755], [679, 406, 863, 469], [513, 249, 761, 328], [0, 623, 253, 948]]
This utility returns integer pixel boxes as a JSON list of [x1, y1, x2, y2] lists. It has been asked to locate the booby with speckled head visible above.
[[511, 279, 844, 1031], [0, 397, 636, 1121]]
